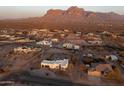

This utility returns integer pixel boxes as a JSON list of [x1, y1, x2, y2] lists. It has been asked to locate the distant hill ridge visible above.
[[0, 6, 124, 32]]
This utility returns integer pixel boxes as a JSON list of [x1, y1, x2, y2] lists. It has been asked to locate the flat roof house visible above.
[[36, 40, 52, 47], [41, 59, 69, 71], [105, 55, 118, 62]]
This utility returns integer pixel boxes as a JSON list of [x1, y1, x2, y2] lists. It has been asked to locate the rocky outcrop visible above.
[[0, 6, 124, 32]]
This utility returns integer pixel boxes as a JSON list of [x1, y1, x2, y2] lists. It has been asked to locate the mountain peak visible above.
[[43, 6, 124, 22], [45, 9, 64, 16], [67, 6, 85, 11], [66, 6, 85, 16], [45, 6, 85, 16]]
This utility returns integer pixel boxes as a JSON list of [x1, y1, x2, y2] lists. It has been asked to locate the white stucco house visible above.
[[14, 46, 41, 54], [63, 43, 73, 49], [41, 59, 69, 71], [63, 43, 80, 50], [51, 38, 59, 42], [36, 40, 52, 47], [87, 40, 102, 45], [74, 45, 80, 50], [105, 55, 118, 62]]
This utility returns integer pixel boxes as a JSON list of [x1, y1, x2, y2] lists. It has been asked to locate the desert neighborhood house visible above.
[[41, 59, 69, 71]]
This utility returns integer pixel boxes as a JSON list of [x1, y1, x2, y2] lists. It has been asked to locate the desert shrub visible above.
[[106, 67, 121, 80]]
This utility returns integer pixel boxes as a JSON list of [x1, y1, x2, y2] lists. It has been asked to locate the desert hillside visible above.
[[0, 6, 124, 32]]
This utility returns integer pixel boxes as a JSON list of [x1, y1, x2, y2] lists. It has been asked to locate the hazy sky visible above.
[[0, 6, 123, 19]]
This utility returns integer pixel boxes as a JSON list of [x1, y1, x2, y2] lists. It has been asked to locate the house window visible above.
[[45, 65, 50, 68], [42, 65, 44, 68]]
